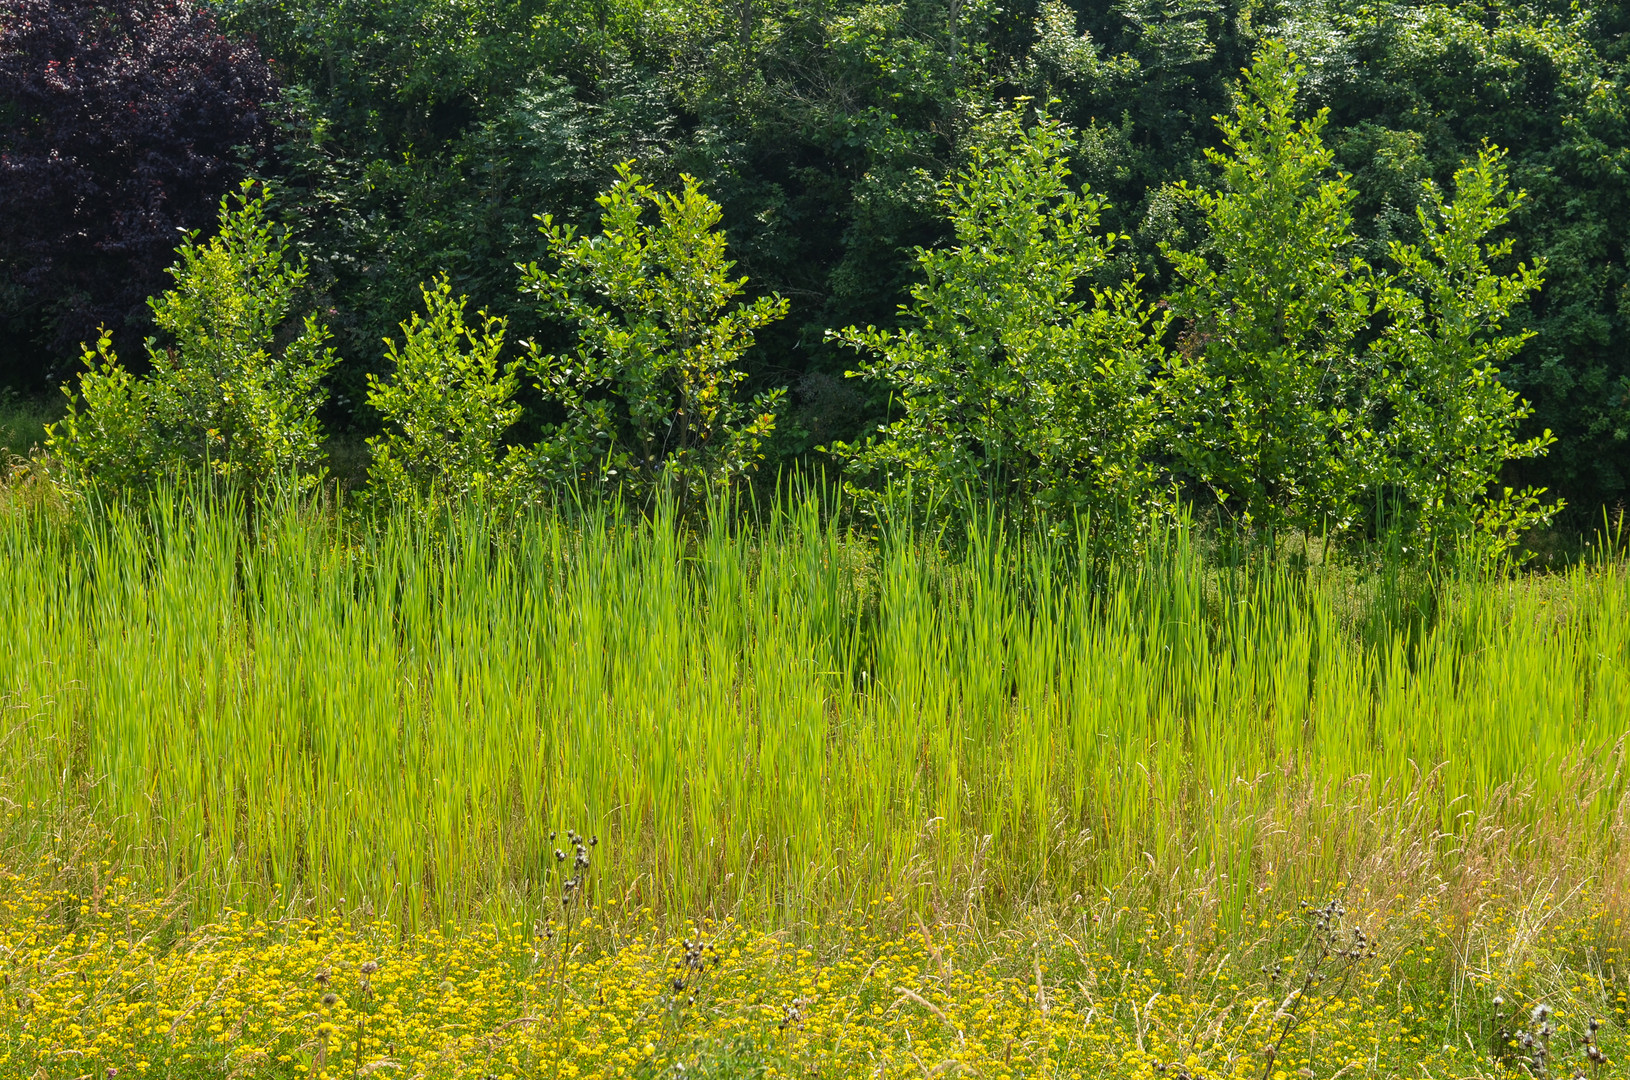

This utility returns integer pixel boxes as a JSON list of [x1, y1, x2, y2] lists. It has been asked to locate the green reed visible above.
[[0, 485, 1625, 929]]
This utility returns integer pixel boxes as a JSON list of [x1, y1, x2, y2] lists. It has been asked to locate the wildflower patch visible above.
[[2, 867, 1624, 1079]]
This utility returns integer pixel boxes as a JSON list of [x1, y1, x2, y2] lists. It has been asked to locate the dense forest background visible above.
[[4, 0, 1629, 513]]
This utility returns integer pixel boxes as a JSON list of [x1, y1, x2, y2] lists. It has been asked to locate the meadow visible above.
[[9, 0, 1630, 1068], [1, 486, 1628, 1076]]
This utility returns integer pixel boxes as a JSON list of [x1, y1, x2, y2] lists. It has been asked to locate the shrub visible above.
[[1368, 147, 1559, 558], [46, 182, 336, 494], [0, 0, 276, 380], [831, 105, 1170, 537], [364, 276, 518, 505], [516, 164, 789, 506], [1159, 42, 1376, 539], [1162, 43, 1559, 557]]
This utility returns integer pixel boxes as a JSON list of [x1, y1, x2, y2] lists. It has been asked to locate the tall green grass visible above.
[[1, 487, 1626, 929], [0, 394, 53, 460]]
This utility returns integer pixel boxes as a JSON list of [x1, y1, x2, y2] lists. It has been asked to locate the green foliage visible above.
[[43, 334, 153, 489], [0, 392, 53, 460], [1369, 147, 1559, 557], [832, 105, 1170, 536], [193, 0, 1630, 513], [1322, 0, 1630, 511], [364, 276, 518, 505], [1160, 43, 1376, 537], [212, 0, 998, 456], [517, 164, 789, 503], [1163, 46, 1561, 558], [46, 182, 337, 494], [1023, 0, 1139, 100]]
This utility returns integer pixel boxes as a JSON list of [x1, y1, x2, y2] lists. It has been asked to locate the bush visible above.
[[1159, 42, 1376, 539], [516, 164, 789, 506], [1368, 147, 1559, 558], [365, 276, 518, 505], [831, 105, 1170, 538], [46, 182, 336, 494], [0, 0, 276, 382], [1161, 44, 1557, 557]]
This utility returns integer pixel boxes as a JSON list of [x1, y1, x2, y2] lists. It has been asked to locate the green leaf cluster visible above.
[[46, 182, 337, 495], [365, 276, 519, 505], [832, 104, 1170, 540], [1160, 42, 1377, 536], [516, 164, 790, 505], [840, 47, 1557, 556], [1370, 148, 1555, 556]]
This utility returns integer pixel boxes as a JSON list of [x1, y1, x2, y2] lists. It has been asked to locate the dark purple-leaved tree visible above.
[[0, 0, 276, 386]]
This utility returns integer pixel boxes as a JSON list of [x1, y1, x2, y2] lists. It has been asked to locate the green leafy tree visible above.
[[1160, 43, 1376, 538], [365, 276, 518, 505], [1323, 0, 1630, 513], [1368, 147, 1558, 557], [210, 0, 1630, 513], [517, 164, 789, 504], [47, 182, 337, 494], [831, 105, 1171, 536]]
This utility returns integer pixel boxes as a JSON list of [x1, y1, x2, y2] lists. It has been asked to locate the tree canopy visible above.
[[9, 0, 1629, 517]]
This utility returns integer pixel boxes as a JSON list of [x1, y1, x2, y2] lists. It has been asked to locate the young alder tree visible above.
[[516, 164, 789, 505], [47, 182, 337, 494], [1159, 42, 1375, 539], [831, 105, 1171, 537], [1166, 42, 1557, 556], [365, 276, 519, 505], [1368, 147, 1558, 557]]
